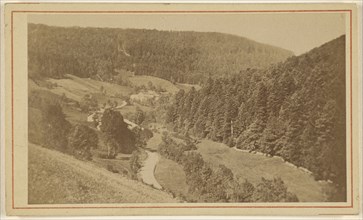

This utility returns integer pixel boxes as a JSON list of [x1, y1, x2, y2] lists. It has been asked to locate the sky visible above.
[[28, 13, 346, 55]]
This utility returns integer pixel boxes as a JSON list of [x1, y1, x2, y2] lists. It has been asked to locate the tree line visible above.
[[165, 35, 347, 202]]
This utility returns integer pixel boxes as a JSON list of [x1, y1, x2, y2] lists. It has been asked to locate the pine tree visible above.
[[252, 177, 299, 202], [314, 100, 345, 191]]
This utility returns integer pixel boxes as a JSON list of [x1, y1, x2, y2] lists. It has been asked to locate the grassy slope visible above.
[[28, 74, 188, 203], [128, 74, 202, 94], [62, 107, 89, 125], [28, 82, 140, 190], [196, 140, 327, 202], [28, 143, 177, 204], [47, 74, 133, 102], [128, 75, 180, 94], [154, 157, 189, 197], [117, 104, 154, 116], [31, 72, 200, 106], [32, 74, 187, 110], [91, 149, 135, 178]]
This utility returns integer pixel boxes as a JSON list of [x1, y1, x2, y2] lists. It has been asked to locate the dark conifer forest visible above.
[[166, 35, 346, 201]]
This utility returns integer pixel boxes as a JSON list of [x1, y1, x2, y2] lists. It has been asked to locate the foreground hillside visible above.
[[166, 35, 346, 201], [28, 23, 293, 84], [28, 143, 177, 204]]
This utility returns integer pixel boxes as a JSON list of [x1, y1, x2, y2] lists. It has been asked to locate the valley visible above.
[[28, 70, 330, 203], [27, 24, 346, 204], [29, 71, 327, 203]]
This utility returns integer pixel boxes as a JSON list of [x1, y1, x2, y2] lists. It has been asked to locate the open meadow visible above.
[[154, 157, 189, 198], [196, 140, 328, 202]]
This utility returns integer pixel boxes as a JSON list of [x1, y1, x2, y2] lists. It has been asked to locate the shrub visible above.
[[97, 152, 116, 159], [106, 164, 119, 173], [40, 103, 71, 152], [68, 124, 98, 160], [252, 177, 299, 202]]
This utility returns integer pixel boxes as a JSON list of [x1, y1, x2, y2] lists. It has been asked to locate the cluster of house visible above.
[[129, 90, 160, 105]]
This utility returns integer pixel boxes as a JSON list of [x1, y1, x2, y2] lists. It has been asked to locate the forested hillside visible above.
[[28, 23, 292, 83], [166, 35, 346, 201]]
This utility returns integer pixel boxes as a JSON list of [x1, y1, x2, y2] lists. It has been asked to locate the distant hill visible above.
[[28, 23, 293, 84], [166, 35, 346, 201]]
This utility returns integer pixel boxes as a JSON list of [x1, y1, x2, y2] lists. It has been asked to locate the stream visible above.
[[138, 150, 162, 189]]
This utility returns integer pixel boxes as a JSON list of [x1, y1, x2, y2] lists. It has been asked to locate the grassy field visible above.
[[28, 107, 44, 145], [196, 140, 327, 202], [28, 143, 177, 204], [29, 78, 47, 91], [47, 74, 133, 102], [30, 74, 147, 126], [62, 107, 89, 125], [91, 149, 133, 177], [117, 104, 154, 116], [128, 75, 179, 94], [154, 157, 189, 198]]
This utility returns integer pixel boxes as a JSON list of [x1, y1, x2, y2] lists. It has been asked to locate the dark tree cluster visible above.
[[166, 35, 347, 201], [100, 109, 136, 156], [28, 91, 139, 161], [159, 133, 298, 203], [28, 91, 98, 160], [28, 23, 292, 84]]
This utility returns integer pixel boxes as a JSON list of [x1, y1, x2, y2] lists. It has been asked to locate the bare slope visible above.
[[28, 143, 177, 204]]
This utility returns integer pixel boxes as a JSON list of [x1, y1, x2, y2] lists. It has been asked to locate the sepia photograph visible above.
[[2, 2, 361, 217]]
